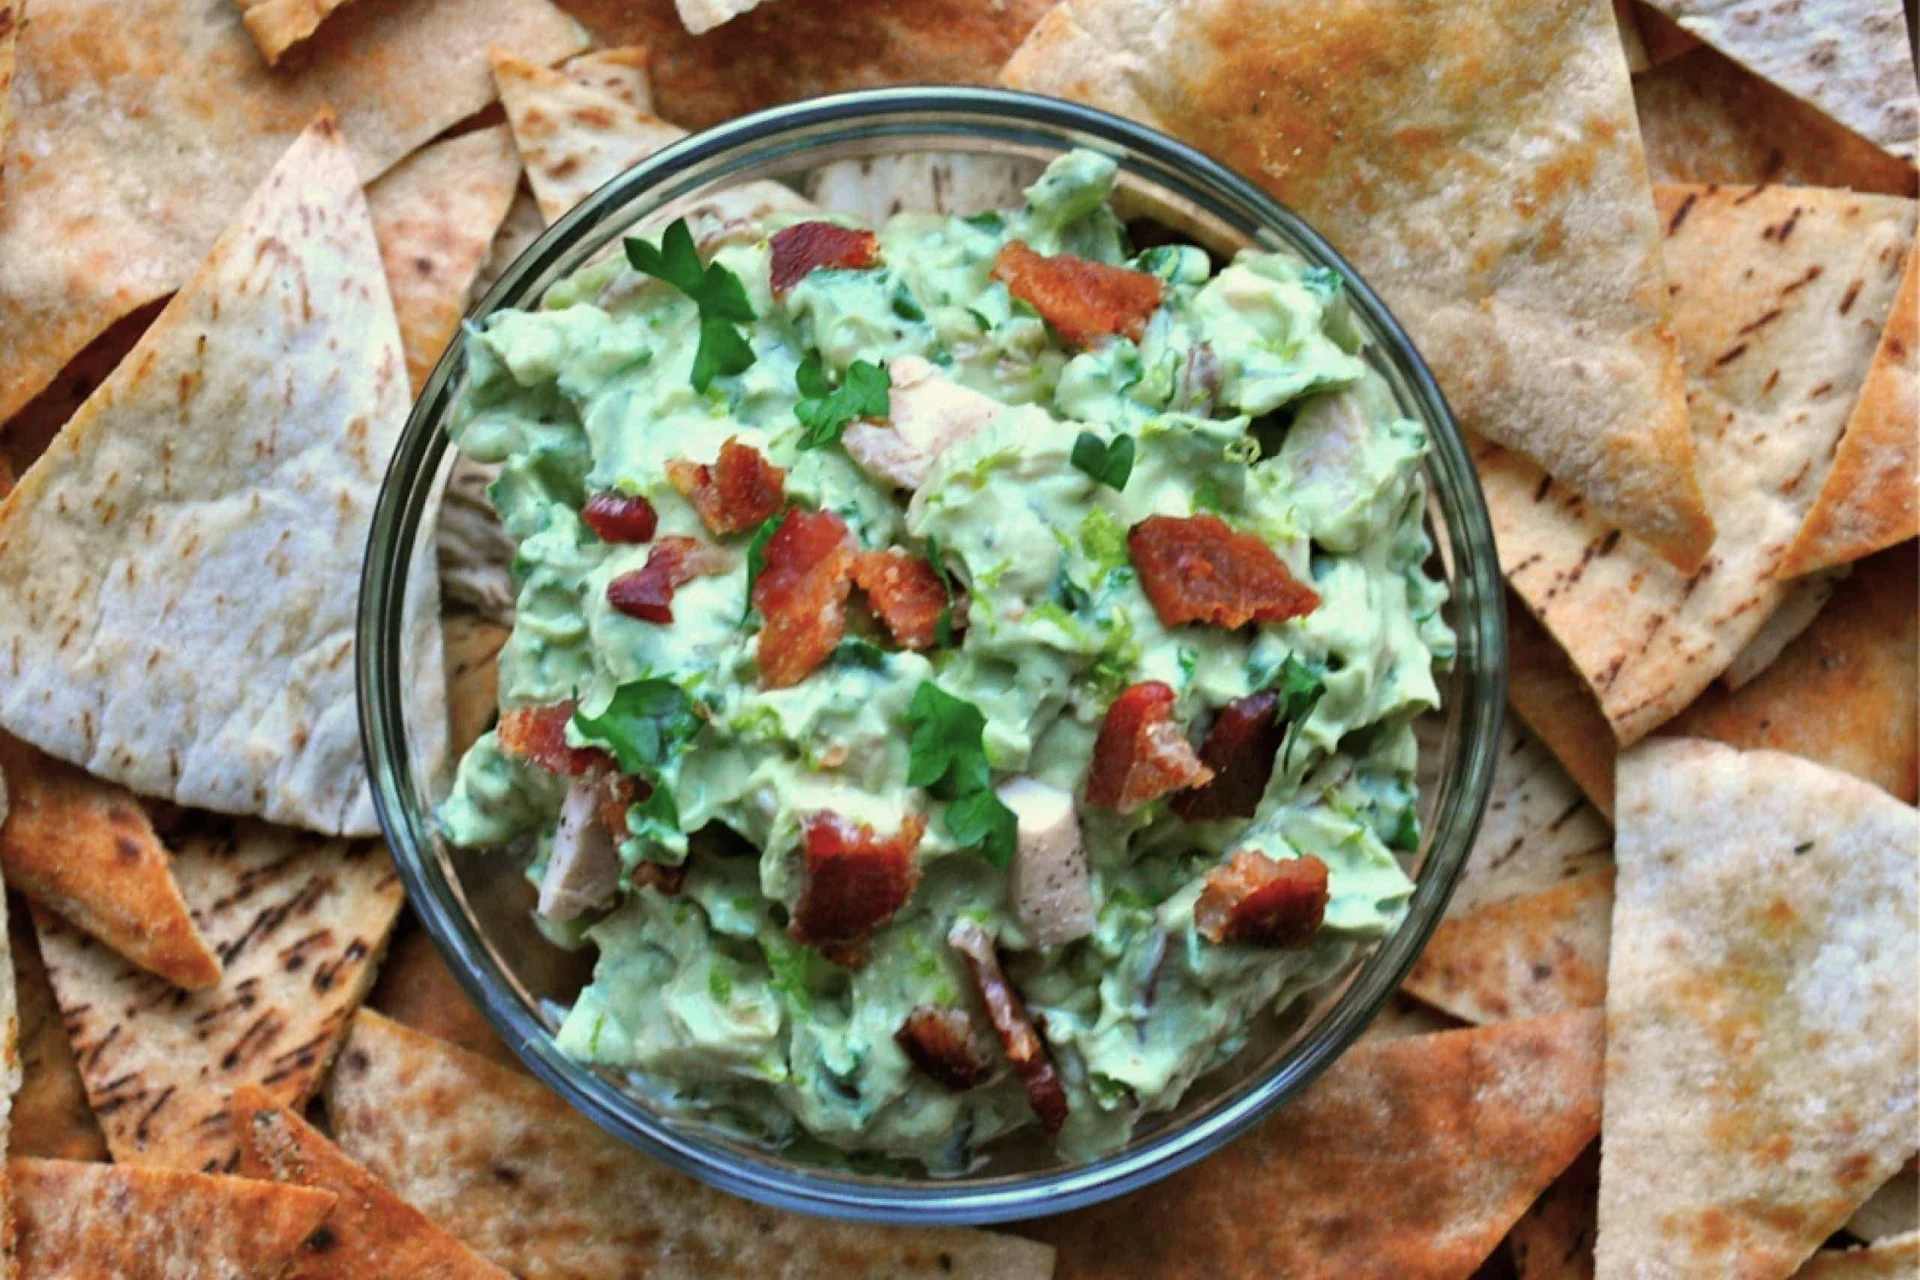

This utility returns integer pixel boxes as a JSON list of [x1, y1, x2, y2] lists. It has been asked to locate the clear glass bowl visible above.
[[358, 87, 1506, 1225]]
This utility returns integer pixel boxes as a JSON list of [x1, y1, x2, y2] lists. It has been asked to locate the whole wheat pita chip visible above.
[[327, 1011, 1056, 1278], [1634, 46, 1918, 196], [1779, 249, 1918, 576], [674, 0, 768, 34], [0, 115, 445, 837], [35, 817, 403, 1173], [233, 1084, 508, 1278], [1795, 1233, 1920, 1279], [1598, 741, 1919, 1278], [367, 926, 523, 1072], [1510, 1143, 1599, 1280], [10, 1157, 334, 1277], [232, 0, 362, 64], [1636, 0, 1919, 162], [1847, 1162, 1920, 1243], [368, 126, 524, 395], [0, 0, 585, 432], [0, 736, 218, 990], [7, 906, 105, 1163], [0, 1, 18, 200], [444, 616, 510, 761], [1480, 184, 1915, 745], [1003, 0, 1713, 572]]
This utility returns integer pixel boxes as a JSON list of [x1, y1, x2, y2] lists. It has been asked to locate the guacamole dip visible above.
[[440, 150, 1454, 1168]]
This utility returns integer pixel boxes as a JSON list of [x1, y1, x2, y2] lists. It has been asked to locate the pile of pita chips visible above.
[[7, 909, 106, 1163], [1597, 741, 1918, 1275], [328, 1011, 1058, 1277]]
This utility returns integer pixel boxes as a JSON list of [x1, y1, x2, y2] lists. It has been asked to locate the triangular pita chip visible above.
[[1847, 1161, 1920, 1244], [1479, 184, 1916, 744], [367, 125, 524, 395], [1779, 248, 1918, 576], [1795, 1233, 1920, 1279], [0, 735, 219, 989], [10, 1157, 334, 1276], [327, 1011, 1057, 1277], [1509, 1143, 1599, 1280], [233, 1084, 508, 1278], [0, 0, 585, 428], [1598, 740, 1919, 1277], [675, 0, 769, 34], [232, 0, 362, 63], [444, 615, 510, 760], [1634, 46, 1918, 196], [36, 817, 403, 1173], [1636, 0, 1920, 161], [1003, 0, 1713, 571], [7, 907, 106, 1162], [367, 926, 523, 1072], [0, 115, 446, 836], [561, 45, 654, 110]]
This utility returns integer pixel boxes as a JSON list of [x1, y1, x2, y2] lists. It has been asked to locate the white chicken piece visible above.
[[538, 780, 621, 922], [997, 777, 1096, 946], [842, 355, 1003, 490]]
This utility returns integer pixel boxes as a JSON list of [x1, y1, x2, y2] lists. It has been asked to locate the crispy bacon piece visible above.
[[581, 491, 659, 543], [631, 860, 688, 896], [1195, 851, 1330, 947], [1127, 514, 1321, 630], [788, 812, 926, 947], [851, 549, 949, 650], [751, 508, 856, 688], [1171, 691, 1285, 823], [769, 221, 881, 296], [895, 1005, 990, 1092], [1085, 682, 1213, 813], [666, 438, 786, 537], [606, 536, 733, 624], [497, 703, 610, 776], [991, 240, 1163, 347], [948, 920, 1069, 1137]]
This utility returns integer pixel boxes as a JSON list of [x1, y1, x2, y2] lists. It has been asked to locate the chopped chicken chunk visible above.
[[538, 780, 621, 922], [841, 355, 1002, 489], [997, 777, 1095, 946]]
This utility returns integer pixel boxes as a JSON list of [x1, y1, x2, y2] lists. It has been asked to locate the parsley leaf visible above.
[[905, 682, 1016, 870], [1272, 655, 1326, 723], [795, 355, 891, 450], [740, 509, 786, 625], [624, 219, 757, 392], [945, 788, 1018, 869], [573, 680, 701, 779], [1070, 431, 1136, 490], [923, 535, 958, 648]]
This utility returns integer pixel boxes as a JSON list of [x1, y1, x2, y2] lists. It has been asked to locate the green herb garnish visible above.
[[572, 682, 701, 853], [740, 509, 786, 625], [1273, 654, 1326, 723], [624, 218, 756, 392], [923, 534, 958, 648], [795, 354, 891, 450], [1070, 431, 1135, 491], [905, 682, 1016, 869]]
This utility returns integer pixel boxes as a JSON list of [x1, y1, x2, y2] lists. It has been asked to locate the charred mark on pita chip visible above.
[[1666, 191, 1698, 234]]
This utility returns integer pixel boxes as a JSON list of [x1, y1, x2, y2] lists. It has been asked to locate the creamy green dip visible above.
[[440, 151, 1453, 1168]]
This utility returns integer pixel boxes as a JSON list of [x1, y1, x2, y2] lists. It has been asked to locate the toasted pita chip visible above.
[[11, 1157, 334, 1276], [1847, 1162, 1920, 1244], [0, 736, 218, 990], [1510, 1144, 1599, 1280], [1795, 1233, 1920, 1279], [0, 1, 17, 200], [0, 116, 446, 836], [561, 45, 653, 110], [368, 126, 524, 395], [1480, 184, 1915, 745], [1004, 0, 1712, 571], [444, 616, 510, 761], [1635, 46, 1918, 196], [1779, 249, 1918, 576], [1508, 598, 1621, 819], [1598, 741, 1919, 1276], [1720, 565, 1847, 690], [233, 1084, 507, 1278], [1636, 0, 1919, 162], [328, 1011, 1056, 1277], [367, 927, 522, 1072], [233, 0, 361, 63], [0, 0, 585, 432], [674, 0, 767, 34], [7, 906, 105, 1162], [36, 817, 403, 1173]]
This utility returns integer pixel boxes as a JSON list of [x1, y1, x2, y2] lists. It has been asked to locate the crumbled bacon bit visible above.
[[631, 860, 687, 896], [581, 492, 659, 543], [606, 536, 733, 624], [597, 773, 638, 839], [895, 1005, 990, 1092], [751, 508, 856, 688], [788, 812, 926, 947], [1085, 682, 1213, 813], [497, 703, 610, 777], [1128, 514, 1321, 630], [991, 240, 1163, 347], [769, 221, 881, 296], [948, 920, 1069, 1136], [666, 438, 786, 536], [1195, 851, 1329, 947], [851, 549, 949, 650], [1172, 691, 1285, 823]]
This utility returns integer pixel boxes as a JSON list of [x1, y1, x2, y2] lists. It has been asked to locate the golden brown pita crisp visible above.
[[368, 126, 524, 396], [1509, 1144, 1599, 1280], [1479, 184, 1916, 745], [367, 927, 522, 1072], [0, 736, 218, 991], [36, 817, 403, 1174], [561, 45, 653, 111], [1636, 0, 1919, 162], [1598, 741, 1919, 1278], [1794, 1233, 1920, 1279], [1779, 249, 1918, 576], [1508, 599, 1620, 819], [233, 1084, 509, 1279], [1003, 0, 1713, 572], [0, 0, 585, 432], [7, 905, 106, 1163], [233, 0, 361, 64], [1847, 1161, 1920, 1244], [0, 115, 445, 837], [327, 1012, 1057, 1278], [10, 1157, 335, 1278]]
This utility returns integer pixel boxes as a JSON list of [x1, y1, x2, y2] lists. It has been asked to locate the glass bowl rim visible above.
[[358, 84, 1508, 1226]]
